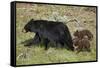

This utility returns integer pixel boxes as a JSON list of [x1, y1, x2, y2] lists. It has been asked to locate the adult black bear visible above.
[[22, 19, 74, 51]]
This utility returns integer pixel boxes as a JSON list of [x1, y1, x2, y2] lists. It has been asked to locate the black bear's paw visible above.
[[24, 43, 33, 47]]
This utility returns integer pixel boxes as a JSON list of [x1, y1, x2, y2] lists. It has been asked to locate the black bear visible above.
[[22, 19, 74, 50]]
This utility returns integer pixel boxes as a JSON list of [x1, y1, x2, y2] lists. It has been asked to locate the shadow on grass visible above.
[[20, 38, 39, 47], [20, 38, 57, 48], [20, 38, 71, 50]]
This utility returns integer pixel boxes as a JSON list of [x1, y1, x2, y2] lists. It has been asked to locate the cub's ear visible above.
[[76, 30, 78, 32]]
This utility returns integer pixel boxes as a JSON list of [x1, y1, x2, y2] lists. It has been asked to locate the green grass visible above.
[[16, 3, 97, 65], [16, 44, 96, 65]]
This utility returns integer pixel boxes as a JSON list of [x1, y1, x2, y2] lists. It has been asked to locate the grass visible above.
[[16, 3, 97, 65], [16, 45, 96, 65]]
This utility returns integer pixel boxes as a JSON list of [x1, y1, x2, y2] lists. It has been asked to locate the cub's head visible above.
[[72, 36, 80, 50]]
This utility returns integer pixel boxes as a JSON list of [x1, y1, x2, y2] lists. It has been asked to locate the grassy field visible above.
[[16, 3, 97, 65]]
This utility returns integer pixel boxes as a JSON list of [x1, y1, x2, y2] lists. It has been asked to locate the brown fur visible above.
[[73, 29, 93, 41], [73, 36, 91, 53]]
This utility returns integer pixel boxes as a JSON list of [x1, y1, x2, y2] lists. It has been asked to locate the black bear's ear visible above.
[[31, 19, 34, 21]]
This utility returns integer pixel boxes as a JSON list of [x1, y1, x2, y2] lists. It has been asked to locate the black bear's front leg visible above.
[[24, 33, 41, 46], [32, 33, 41, 44], [43, 38, 50, 50]]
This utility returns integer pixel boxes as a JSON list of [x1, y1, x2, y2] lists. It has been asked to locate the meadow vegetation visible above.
[[16, 3, 97, 65]]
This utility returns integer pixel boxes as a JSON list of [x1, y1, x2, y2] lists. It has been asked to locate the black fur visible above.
[[23, 19, 74, 50]]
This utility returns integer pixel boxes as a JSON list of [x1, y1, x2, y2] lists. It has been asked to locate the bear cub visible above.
[[73, 36, 91, 53]]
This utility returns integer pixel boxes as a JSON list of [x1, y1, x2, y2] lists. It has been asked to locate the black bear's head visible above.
[[22, 19, 33, 33], [22, 19, 42, 33], [22, 19, 39, 33]]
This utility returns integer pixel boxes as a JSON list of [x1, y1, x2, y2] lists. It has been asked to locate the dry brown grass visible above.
[[16, 3, 97, 65]]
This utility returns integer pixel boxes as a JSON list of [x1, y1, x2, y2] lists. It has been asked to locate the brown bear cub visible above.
[[73, 29, 93, 41], [73, 36, 91, 53]]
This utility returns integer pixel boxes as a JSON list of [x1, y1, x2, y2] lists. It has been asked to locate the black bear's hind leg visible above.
[[65, 42, 74, 51], [43, 39, 50, 50], [60, 42, 64, 48]]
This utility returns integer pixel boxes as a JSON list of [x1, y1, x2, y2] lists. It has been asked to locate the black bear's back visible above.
[[34, 20, 63, 27]]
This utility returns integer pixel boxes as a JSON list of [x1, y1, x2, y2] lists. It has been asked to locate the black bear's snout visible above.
[[22, 28, 27, 33]]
